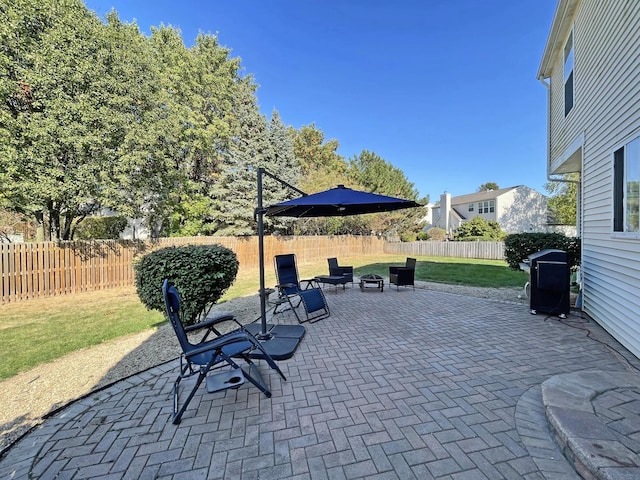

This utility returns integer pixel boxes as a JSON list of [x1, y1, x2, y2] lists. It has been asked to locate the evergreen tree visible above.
[[266, 110, 300, 234], [210, 80, 271, 235]]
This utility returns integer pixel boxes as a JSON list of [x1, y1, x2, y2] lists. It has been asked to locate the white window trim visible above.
[[611, 133, 640, 239]]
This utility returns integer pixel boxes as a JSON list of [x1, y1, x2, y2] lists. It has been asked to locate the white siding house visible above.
[[429, 186, 549, 234], [538, 0, 640, 358]]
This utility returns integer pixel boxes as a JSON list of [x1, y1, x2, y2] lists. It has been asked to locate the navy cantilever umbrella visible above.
[[265, 184, 422, 217], [250, 170, 422, 360]]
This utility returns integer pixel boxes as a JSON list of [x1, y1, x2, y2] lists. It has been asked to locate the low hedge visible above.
[[504, 233, 581, 270], [134, 244, 239, 325]]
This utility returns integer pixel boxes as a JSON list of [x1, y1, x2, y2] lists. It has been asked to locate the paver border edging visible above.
[[541, 370, 640, 480]]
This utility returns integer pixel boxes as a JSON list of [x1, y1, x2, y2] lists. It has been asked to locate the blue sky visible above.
[[85, 0, 558, 203]]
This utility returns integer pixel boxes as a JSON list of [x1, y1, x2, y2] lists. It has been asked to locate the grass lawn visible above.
[[0, 255, 526, 380]]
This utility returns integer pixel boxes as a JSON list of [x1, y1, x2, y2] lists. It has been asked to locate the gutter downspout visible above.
[[538, 76, 582, 303]]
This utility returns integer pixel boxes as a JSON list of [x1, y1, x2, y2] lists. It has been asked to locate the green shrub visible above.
[[426, 227, 447, 241], [454, 217, 505, 241], [134, 244, 239, 325], [504, 233, 581, 270], [399, 232, 417, 242], [75, 216, 128, 239]]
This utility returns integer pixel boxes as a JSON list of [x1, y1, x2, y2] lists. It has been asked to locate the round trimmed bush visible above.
[[134, 244, 239, 325]]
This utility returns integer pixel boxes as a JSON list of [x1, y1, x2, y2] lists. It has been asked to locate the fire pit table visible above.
[[359, 274, 384, 292]]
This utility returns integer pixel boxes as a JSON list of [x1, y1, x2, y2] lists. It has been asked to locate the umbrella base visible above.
[[245, 323, 306, 360]]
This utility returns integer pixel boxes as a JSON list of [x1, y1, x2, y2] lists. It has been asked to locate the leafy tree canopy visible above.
[[348, 150, 427, 237], [1, 2, 182, 239], [0, 2, 427, 242], [454, 216, 505, 241], [545, 174, 578, 225], [478, 182, 500, 192], [292, 123, 345, 177]]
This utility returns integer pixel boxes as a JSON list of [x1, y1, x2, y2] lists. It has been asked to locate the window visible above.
[[614, 137, 640, 233], [564, 31, 574, 116], [478, 200, 495, 214], [468, 203, 474, 212]]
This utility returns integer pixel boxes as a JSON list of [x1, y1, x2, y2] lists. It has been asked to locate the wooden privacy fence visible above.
[[385, 241, 506, 260], [1, 235, 385, 303]]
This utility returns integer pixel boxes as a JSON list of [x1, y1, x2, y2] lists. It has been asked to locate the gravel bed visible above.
[[0, 281, 528, 453]]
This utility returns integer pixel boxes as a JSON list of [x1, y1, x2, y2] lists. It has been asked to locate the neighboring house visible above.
[[538, 0, 640, 357], [428, 186, 549, 234]]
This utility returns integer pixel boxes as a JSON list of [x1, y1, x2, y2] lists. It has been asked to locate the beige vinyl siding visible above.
[[545, 0, 640, 358]]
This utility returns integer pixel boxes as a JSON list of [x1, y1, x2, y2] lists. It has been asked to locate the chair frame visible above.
[[163, 279, 286, 424], [389, 257, 416, 290]]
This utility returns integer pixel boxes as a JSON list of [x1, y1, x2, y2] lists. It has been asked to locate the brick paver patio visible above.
[[2, 286, 638, 479]]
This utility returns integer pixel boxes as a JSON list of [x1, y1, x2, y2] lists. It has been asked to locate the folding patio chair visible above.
[[162, 279, 287, 424], [389, 257, 416, 290], [274, 253, 330, 323]]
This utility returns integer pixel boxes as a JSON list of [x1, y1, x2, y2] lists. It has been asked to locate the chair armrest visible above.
[[184, 314, 236, 333], [184, 313, 241, 343], [330, 266, 353, 276]]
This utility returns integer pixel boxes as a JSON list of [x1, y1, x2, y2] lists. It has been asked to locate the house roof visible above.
[[537, 0, 580, 79], [431, 185, 545, 208], [448, 186, 521, 205]]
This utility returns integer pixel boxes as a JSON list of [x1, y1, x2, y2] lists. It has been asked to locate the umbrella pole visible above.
[[257, 168, 270, 339], [247, 168, 306, 361]]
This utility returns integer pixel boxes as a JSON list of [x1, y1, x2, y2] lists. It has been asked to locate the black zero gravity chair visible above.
[[274, 253, 330, 323], [162, 279, 286, 424]]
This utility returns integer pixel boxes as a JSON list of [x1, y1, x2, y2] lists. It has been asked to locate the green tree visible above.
[[151, 27, 244, 236], [292, 123, 345, 177], [209, 79, 272, 235], [266, 110, 300, 234], [0, 2, 176, 240], [478, 182, 500, 192], [545, 174, 578, 225], [454, 217, 505, 241], [348, 150, 427, 237], [288, 124, 354, 235], [348, 150, 417, 199]]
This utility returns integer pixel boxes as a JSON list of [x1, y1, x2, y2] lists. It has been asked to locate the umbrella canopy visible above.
[[266, 184, 422, 217], [254, 169, 423, 359]]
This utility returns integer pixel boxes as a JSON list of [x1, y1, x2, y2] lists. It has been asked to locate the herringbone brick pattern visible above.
[[1, 287, 636, 479]]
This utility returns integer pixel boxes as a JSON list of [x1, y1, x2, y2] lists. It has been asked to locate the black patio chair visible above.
[[274, 253, 330, 323], [389, 257, 416, 290], [327, 257, 354, 285], [162, 279, 286, 424]]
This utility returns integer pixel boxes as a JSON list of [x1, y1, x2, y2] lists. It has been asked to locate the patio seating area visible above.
[[2, 286, 640, 479]]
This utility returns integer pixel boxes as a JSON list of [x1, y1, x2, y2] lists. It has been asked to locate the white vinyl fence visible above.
[[385, 241, 505, 260]]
